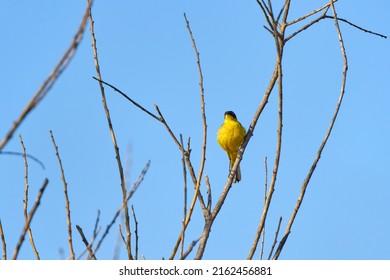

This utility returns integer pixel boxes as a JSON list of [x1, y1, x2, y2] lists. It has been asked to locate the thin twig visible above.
[[92, 77, 210, 219], [0, 0, 92, 150], [268, 216, 282, 260], [50, 130, 75, 260], [247, 0, 291, 260], [92, 77, 161, 121], [93, 210, 101, 241], [12, 178, 49, 260], [205, 175, 212, 212], [259, 157, 268, 260], [170, 14, 210, 260], [20, 135, 40, 259], [179, 134, 188, 259], [0, 151, 45, 169], [324, 16, 387, 39], [76, 226, 100, 260], [131, 205, 139, 260], [285, 8, 329, 42], [287, 0, 336, 26], [88, 0, 132, 260], [184, 12, 208, 221], [93, 161, 150, 255], [0, 220, 6, 260], [273, 0, 349, 259], [180, 237, 201, 260], [76, 225, 97, 260]]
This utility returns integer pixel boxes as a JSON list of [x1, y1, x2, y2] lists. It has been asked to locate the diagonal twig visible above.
[[12, 178, 49, 260], [76, 225, 97, 260], [0, 0, 93, 150], [93, 161, 150, 255], [0, 220, 7, 260], [268, 216, 282, 260]]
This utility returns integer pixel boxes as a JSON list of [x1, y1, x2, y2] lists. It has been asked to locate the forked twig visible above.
[[20, 135, 40, 259], [12, 178, 49, 260]]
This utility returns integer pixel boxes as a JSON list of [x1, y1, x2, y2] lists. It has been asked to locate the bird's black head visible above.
[[225, 111, 237, 120]]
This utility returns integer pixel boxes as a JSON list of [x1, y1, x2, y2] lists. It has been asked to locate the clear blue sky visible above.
[[0, 0, 389, 260]]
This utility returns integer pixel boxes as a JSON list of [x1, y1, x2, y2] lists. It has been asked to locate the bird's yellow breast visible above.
[[217, 118, 246, 156]]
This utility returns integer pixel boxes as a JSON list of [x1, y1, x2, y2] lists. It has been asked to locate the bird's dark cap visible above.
[[225, 111, 237, 119]]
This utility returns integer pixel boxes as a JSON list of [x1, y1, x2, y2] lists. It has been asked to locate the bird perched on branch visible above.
[[217, 111, 246, 183]]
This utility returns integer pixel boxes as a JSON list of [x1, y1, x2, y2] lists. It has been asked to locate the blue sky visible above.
[[0, 1, 389, 260]]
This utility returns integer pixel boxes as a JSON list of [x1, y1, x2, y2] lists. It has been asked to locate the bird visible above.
[[217, 111, 246, 183]]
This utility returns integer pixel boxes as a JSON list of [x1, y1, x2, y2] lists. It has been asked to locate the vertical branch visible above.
[[0, 220, 6, 260], [19, 135, 40, 259], [88, 0, 133, 260], [50, 130, 75, 260], [179, 135, 188, 259], [12, 178, 49, 260], [169, 14, 209, 260], [0, 0, 92, 150], [247, 0, 291, 260], [183, 13, 208, 188], [273, 0, 348, 259], [131, 205, 139, 260], [259, 157, 268, 260]]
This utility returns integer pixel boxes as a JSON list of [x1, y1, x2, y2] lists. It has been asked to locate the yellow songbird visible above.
[[217, 111, 246, 183]]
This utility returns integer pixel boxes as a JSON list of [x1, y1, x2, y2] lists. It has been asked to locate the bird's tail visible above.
[[235, 164, 241, 183]]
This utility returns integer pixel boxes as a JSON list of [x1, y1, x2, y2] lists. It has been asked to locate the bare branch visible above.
[[76, 225, 97, 260], [93, 160, 150, 255], [287, 1, 335, 26], [20, 135, 40, 259], [92, 77, 161, 121], [0, 220, 6, 260], [0, 151, 45, 169], [93, 210, 101, 241], [50, 130, 75, 260], [170, 14, 210, 260], [179, 135, 188, 259], [273, 0, 349, 259], [259, 156, 268, 260], [324, 16, 387, 38], [12, 178, 49, 260], [268, 216, 282, 260], [131, 205, 139, 260], [0, 0, 93, 150], [180, 237, 201, 260], [88, 0, 132, 260], [247, 0, 291, 259]]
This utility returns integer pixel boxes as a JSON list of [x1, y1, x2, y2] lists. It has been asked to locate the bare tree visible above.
[[0, 0, 385, 260]]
